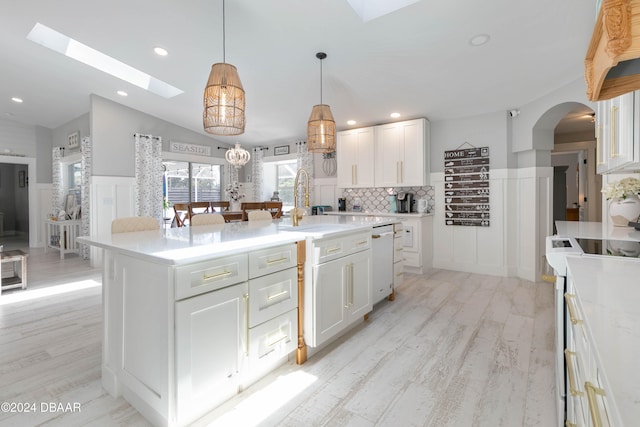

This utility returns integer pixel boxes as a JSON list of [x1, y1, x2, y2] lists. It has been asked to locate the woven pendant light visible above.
[[307, 52, 336, 153], [203, 0, 245, 136]]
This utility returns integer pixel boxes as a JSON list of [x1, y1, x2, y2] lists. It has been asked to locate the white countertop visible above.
[[78, 215, 399, 265], [565, 255, 640, 425], [555, 221, 640, 241], [325, 211, 433, 218]]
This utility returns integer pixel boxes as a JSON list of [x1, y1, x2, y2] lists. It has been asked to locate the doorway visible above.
[[0, 162, 30, 250], [552, 105, 601, 228]]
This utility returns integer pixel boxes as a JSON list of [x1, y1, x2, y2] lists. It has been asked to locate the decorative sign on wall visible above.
[[444, 146, 490, 226], [67, 131, 80, 149], [169, 141, 212, 156]]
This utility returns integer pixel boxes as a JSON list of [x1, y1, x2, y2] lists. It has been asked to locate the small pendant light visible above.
[[203, 0, 246, 136], [225, 142, 251, 168], [307, 52, 336, 153]]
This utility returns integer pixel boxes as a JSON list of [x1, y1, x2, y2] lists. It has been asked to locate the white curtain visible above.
[[80, 136, 92, 259], [252, 147, 265, 201], [51, 147, 65, 217], [296, 142, 314, 205], [134, 134, 163, 221]]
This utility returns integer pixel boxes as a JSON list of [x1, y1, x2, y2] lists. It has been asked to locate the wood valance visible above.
[[585, 0, 640, 101]]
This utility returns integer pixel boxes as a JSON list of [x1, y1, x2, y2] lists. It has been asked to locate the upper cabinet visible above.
[[595, 90, 640, 174], [337, 118, 430, 188], [375, 118, 429, 187], [337, 127, 375, 188]]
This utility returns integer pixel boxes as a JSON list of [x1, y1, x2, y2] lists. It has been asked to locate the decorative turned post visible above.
[[296, 240, 307, 364]]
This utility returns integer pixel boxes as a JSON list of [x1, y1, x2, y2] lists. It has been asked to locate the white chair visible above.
[[247, 210, 273, 221], [111, 216, 159, 233], [190, 213, 226, 226]]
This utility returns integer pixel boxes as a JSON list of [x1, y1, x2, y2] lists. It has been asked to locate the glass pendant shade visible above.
[[307, 104, 336, 153], [225, 142, 251, 168], [204, 63, 246, 135]]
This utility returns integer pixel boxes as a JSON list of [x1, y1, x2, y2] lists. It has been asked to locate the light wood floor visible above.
[[0, 251, 556, 427]]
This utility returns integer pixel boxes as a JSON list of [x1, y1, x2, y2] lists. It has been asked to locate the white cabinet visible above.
[[245, 243, 298, 383], [306, 230, 372, 347], [564, 274, 615, 427], [595, 90, 640, 174], [393, 223, 404, 288], [175, 282, 248, 424], [336, 127, 375, 188], [401, 216, 432, 274], [310, 250, 371, 347], [375, 118, 429, 187]]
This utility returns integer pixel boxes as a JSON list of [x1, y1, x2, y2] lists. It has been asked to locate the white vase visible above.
[[230, 200, 241, 212], [609, 195, 640, 226]]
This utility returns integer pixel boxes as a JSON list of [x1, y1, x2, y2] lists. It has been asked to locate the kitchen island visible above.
[[78, 215, 397, 427], [564, 255, 640, 426]]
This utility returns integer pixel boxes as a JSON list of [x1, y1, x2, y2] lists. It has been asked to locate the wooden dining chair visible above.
[[240, 202, 266, 221], [172, 203, 191, 227], [263, 201, 283, 218], [190, 213, 226, 226], [188, 202, 212, 219], [111, 216, 160, 233], [247, 210, 273, 221], [210, 201, 230, 212]]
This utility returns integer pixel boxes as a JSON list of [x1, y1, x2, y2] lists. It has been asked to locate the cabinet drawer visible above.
[[175, 254, 248, 300], [249, 243, 297, 279], [249, 308, 297, 362], [404, 251, 420, 268], [313, 231, 370, 264], [248, 268, 298, 327]]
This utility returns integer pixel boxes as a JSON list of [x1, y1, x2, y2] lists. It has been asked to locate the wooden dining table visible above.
[[219, 211, 244, 222]]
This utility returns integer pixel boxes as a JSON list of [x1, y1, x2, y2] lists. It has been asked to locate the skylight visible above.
[[347, 0, 420, 22], [27, 23, 183, 98]]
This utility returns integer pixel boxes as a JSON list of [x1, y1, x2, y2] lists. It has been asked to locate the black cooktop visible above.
[[577, 238, 640, 257]]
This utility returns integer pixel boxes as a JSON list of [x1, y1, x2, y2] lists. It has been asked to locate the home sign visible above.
[[444, 146, 490, 227]]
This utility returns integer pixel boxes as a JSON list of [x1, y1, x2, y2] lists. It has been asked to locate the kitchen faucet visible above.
[[292, 168, 310, 226]]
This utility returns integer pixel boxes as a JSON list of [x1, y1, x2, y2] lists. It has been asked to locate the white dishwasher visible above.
[[372, 224, 394, 304]]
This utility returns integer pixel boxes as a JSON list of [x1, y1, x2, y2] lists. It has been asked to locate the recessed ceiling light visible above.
[[469, 34, 490, 47], [390, 112, 401, 118], [117, 90, 128, 97], [11, 97, 23, 103], [27, 23, 183, 98], [154, 47, 168, 56], [347, 120, 356, 125]]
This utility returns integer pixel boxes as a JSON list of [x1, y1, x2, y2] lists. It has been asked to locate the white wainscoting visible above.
[[431, 168, 552, 282], [89, 176, 136, 267], [37, 183, 53, 247]]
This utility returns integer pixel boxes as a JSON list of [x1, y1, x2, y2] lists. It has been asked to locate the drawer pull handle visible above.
[[564, 349, 583, 397], [267, 290, 289, 301], [564, 293, 583, 325], [395, 272, 403, 277], [566, 421, 577, 427], [355, 240, 368, 246], [266, 256, 288, 265], [203, 270, 233, 281], [585, 382, 606, 427], [327, 247, 341, 254], [267, 334, 289, 347], [372, 234, 381, 239]]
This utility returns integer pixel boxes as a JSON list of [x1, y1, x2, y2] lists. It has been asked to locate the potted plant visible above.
[[601, 177, 640, 226]]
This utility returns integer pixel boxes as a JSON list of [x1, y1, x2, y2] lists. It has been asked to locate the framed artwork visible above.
[[274, 145, 289, 156], [68, 131, 80, 149], [18, 170, 26, 187]]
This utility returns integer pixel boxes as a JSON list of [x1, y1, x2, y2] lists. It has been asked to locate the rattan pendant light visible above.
[[307, 52, 336, 153], [203, 0, 245, 136]]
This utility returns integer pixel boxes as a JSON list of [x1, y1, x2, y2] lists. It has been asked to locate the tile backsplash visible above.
[[340, 186, 435, 212]]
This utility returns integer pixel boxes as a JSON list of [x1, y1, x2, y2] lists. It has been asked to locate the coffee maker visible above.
[[396, 191, 414, 213]]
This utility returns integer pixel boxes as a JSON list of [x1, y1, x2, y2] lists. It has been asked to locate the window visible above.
[[263, 158, 297, 213], [164, 161, 222, 204]]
